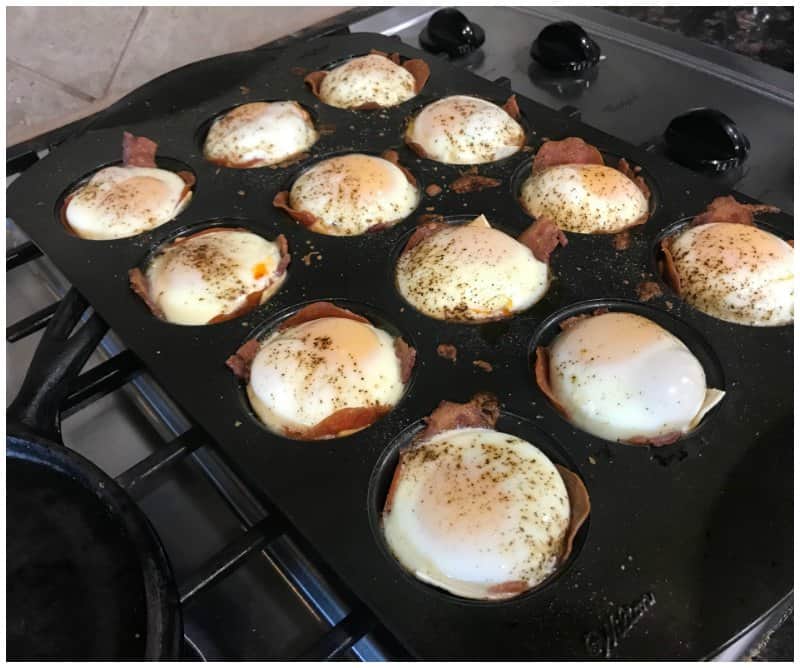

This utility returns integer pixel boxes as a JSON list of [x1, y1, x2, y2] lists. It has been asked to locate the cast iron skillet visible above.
[[6, 288, 182, 660]]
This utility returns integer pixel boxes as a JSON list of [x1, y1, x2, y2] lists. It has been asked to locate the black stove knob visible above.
[[664, 108, 750, 173], [419, 8, 485, 58], [530, 21, 601, 73]]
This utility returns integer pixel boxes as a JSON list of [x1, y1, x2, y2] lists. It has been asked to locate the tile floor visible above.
[[6, 6, 350, 146]]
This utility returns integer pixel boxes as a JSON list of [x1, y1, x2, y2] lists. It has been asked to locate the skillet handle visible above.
[[7, 288, 108, 442]]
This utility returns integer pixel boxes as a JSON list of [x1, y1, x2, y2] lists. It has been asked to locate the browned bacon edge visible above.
[[636, 280, 663, 303], [502, 94, 522, 122], [380, 149, 417, 187], [394, 337, 416, 384], [279, 301, 369, 331], [128, 268, 164, 320], [624, 432, 683, 447], [659, 238, 682, 295], [273, 191, 318, 229], [225, 338, 261, 381], [613, 230, 632, 251], [555, 464, 591, 563], [449, 174, 501, 194], [401, 221, 450, 255], [303, 70, 327, 96], [122, 132, 158, 168], [532, 137, 604, 173], [285, 405, 392, 441], [690, 195, 780, 227], [616, 157, 650, 200], [518, 216, 567, 263], [534, 347, 569, 418], [405, 139, 429, 159], [418, 392, 501, 442]]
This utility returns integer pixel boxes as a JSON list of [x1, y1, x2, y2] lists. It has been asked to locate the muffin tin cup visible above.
[[366, 411, 590, 607], [6, 33, 793, 660]]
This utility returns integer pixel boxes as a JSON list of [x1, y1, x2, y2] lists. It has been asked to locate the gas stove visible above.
[[6, 6, 792, 660]]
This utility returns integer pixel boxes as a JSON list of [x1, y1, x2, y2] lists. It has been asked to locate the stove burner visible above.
[[530, 20, 601, 73], [419, 8, 485, 58], [664, 107, 751, 173]]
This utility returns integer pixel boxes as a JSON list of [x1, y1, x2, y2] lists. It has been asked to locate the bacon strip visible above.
[[487, 580, 529, 597], [402, 221, 449, 254], [518, 216, 567, 263], [617, 158, 650, 201], [276, 234, 291, 275], [502, 94, 522, 122], [380, 149, 417, 187], [555, 464, 590, 563], [636, 280, 662, 302], [362, 49, 397, 64], [449, 174, 501, 193], [383, 448, 407, 515], [278, 301, 370, 331], [177, 171, 196, 188], [208, 290, 267, 325], [659, 238, 682, 294], [60, 192, 77, 234], [417, 213, 446, 225], [691, 195, 780, 227], [286, 405, 391, 440], [534, 347, 569, 417], [394, 337, 416, 384], [625, 432, 682, 447], [613, 230, 632, 251], [405, 139, 429, 159], [532, 137, 604, 172], [417, 392, 500, 443], [273, 191, 318, 228], [225, 339, 261, 381], [122, 132, 158, 168], [128, 267, 164, 319], [403, 58, 430, 93], [303, 70, 327, 96], [436, 343, 457, 363]]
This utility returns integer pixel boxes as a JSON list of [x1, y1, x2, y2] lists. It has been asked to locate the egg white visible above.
[[668, 222, 793, 327], [289, 153, 419, 236], [65, 166, 191, 240], [405, 95, 525, 165], [318, 54, 417, 109], [547, 312, 724, 442], [145, 229, 285, 325], [247, 316, 405, 437], [203, 101, 317, 168], [383, 427, 571, 600], [396, 215, 549, 321], [520, 164, 648, 234]]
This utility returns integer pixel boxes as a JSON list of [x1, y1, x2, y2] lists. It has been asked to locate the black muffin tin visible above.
[[7, 34, 792, 659]]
